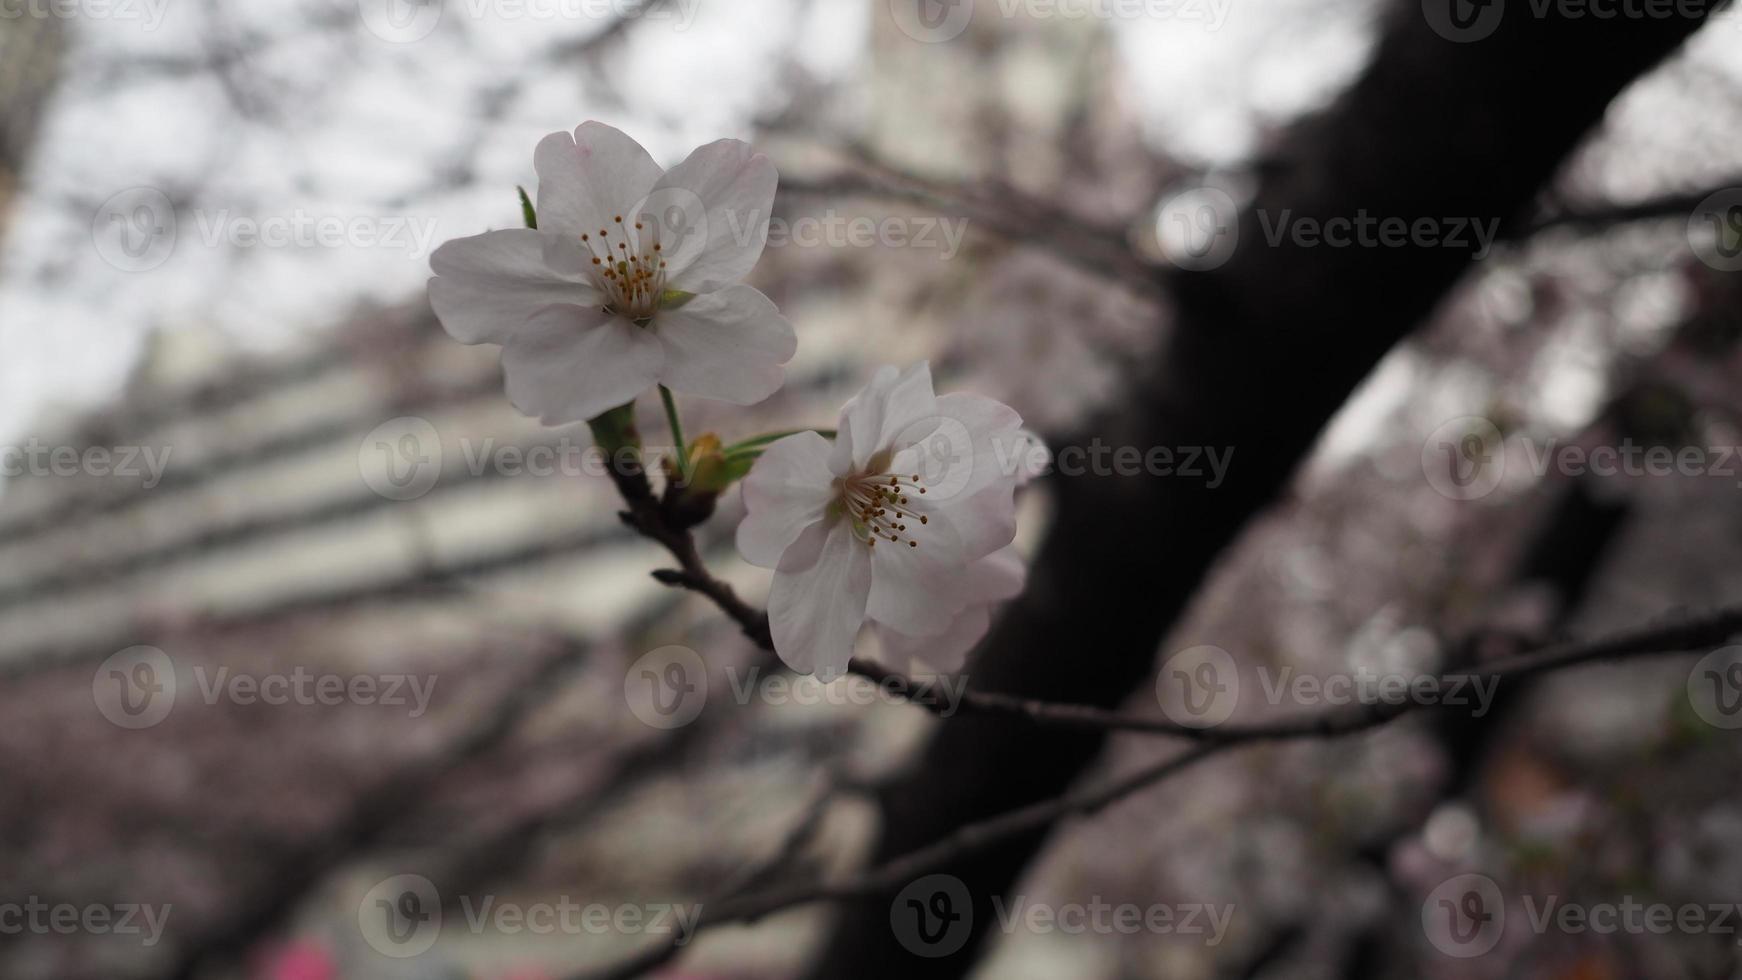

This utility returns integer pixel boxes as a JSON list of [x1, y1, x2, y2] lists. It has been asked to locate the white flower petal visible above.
[[932, 480, 1019, 560], [863, 515, 976, 637], [648, 139, 778, 294], [769, 519, 871, 680], [962, 544, 1027, 603], [870, 547, 1024, 672], [534, 122, 663, 239], [427, 229, 600, 345], [652, 285, 795, 404], [875, 604, 991, 675], [889, 391, 1027, 504], [500, 307, 663, 425], [737, 431, 836, 568], [829, 362, 939, 474]]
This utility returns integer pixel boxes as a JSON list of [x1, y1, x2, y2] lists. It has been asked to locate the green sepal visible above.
[[586, 400, 640, 458]]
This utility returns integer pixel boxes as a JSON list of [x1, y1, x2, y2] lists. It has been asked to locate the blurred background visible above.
[[4, 1, 1742, 978]]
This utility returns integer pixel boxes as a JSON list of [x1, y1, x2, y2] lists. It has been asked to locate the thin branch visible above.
[[1517, 178, 1742, 238]]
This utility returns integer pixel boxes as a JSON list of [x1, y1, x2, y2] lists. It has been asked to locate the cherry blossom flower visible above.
[[736, 363, 1034, 679], [428, 121, 796, 424]]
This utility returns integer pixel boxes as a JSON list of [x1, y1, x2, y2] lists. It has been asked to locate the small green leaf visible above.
[[721, 428, 837, 455], [517, 185, 537, 230]]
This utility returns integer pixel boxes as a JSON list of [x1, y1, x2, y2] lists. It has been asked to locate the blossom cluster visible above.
[[428, 122, 1039, 679]]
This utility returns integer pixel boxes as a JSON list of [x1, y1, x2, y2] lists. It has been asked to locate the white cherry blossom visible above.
[[428, 121, 796, 424], [737, 363, 1034, 679]]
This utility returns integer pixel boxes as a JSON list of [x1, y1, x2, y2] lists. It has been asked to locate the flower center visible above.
[[582, 214, 667, 323], [839, 457, 928, 549]]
